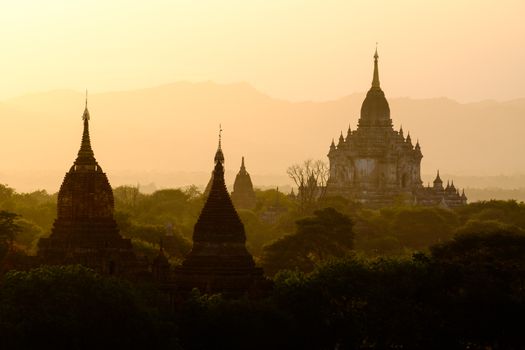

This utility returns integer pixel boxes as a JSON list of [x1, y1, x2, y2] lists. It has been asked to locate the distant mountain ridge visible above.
[[1, 81, 524, 192]]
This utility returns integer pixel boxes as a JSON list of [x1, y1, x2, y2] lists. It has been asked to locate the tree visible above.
[[287, 159, 329, 213], [113, 185, 142, 209], [0, 265, 178, 348], [0, 211, 22, 254], [429, 231, 525, 348], [384, 206, 459, 250], [262, 208, 354, 275]]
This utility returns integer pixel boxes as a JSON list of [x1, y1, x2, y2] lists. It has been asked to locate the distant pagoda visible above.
[[37, 97, 138, 276], [230, 157, 257, 210], [173, 131, 269, 296]]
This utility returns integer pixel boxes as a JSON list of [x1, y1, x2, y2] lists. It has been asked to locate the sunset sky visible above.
[[1, 0, 524, 102], [1, 1, 525, 193]]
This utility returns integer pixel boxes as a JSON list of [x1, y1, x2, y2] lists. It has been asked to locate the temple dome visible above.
[[358, 48, 392, 128]]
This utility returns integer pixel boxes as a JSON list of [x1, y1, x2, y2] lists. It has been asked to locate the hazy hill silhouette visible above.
[[1, 82, 524, 192]]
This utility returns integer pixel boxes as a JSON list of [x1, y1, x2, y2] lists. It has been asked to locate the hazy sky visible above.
[[1, 0, 524, 102]]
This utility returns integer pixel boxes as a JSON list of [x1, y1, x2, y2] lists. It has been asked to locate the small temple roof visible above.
[[406, 132, 412, 145], [433, 170, 443, 184]]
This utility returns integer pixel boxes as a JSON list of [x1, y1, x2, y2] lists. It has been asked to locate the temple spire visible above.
[[82, 89, 90, 121], [434, 170, 442, 183], [372, 44, 380, 89], [214, 124, 225, 164], [75, 93, 96, 166]]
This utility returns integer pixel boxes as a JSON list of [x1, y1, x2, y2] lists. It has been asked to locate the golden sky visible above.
[[1, 0, 524, 102]]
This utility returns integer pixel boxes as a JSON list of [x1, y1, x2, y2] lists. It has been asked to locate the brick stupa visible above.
[[37, 98, 138, 276], [174, 133, 268, 296]]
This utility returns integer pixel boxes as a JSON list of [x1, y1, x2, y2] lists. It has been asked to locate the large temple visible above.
[[37, 99, 140, 276], [173, 133, 269, 297], [326, 50, 467, 208]]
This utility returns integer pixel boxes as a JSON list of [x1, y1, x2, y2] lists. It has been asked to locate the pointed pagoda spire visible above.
[[399, 125, 404, 138], [434, 170, 443, 184], [372, 44, 380, 89], [75, 90, 97, 166], [346, 124, 352, 137], [173, 133, 267, 295], [214, 124, 225, 165], [358, 45, 391, 127], [406, 132, 412, 145], [240, 156, 246, 171], [194, 132, 245, 243], [338, 131, 344, 145], [330, 138, 336, 151], [415, 139, 422, 157]]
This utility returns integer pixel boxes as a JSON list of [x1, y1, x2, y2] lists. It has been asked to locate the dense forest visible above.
[[1, 183, 525, 348]]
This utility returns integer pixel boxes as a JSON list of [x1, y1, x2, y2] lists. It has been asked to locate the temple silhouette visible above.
[[231, 157, 257, 210], [325, 49, 467, 207], [0, 48, 470, 297], [173, 133, 269, 296], [37, 98, 142, 276], [0, 100, 270, 297]]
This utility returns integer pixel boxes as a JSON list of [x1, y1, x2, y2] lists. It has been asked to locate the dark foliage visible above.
[[261, 208, 354, 275], [0, 265, 178, 349]]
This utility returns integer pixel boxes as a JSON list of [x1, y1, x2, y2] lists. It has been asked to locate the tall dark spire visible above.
[[240, 156, 246, 172], [75, 91, 96, 166], [195, 133, 245, 243], [214, 124, 225, 165], [372, 44, 380, 89], [173, 130, 270, 298]]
